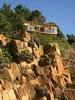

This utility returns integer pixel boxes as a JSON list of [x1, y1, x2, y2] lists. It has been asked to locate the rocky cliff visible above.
[[0, 32, 74, 100]]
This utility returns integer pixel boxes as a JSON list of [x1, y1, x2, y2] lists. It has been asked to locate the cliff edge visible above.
[[0, 32, 73, 100]]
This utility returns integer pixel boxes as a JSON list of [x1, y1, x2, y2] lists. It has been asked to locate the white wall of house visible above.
[[50, 26, 57, 34], [45, 27, 50, 33], [25, 22, 57, 35]]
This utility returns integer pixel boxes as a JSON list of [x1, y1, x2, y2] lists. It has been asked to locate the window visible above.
[[27, 26, 35, 31], [45, 28, 49, 33]]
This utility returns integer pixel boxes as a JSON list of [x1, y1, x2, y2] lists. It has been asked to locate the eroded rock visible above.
[[0, 32, 72, 100]]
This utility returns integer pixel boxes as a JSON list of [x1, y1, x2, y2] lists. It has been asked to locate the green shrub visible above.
[[15, 49, 34, 63], [32, 33, 54, 46], [38, 55, 51, 67], [0, 45, 12, 66], [32, 33, 69, 54], [2, 47, 12, 63], [32, 34, 40, 47]]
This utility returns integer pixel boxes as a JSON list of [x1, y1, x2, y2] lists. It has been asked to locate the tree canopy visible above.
[[0, 12, 12, 33], [67, 34, 75, 44], [29, 10, 46, 24], [0, 3, 46, 34], [14, 4, 31, 21]]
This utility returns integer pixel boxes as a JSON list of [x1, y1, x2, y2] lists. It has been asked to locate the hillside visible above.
[[32, 33, 75, 81], [0, 31, 75, 100]]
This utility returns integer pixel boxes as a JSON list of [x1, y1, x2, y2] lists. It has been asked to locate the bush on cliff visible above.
[[14, 50, 34, 63]]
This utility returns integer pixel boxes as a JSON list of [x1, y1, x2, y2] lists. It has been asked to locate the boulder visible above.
[[0, 84, 2, 100], [44, 43, 56, 55], [1, 90, 10, 100], [10, 40, 24, 53], [10, 40, 29, 54], [23, 32, 31, 42], [3, 68, 14, 82], [30, 76, 45, 87], [23, 42, 28, 48], [54, 87, 63, 99], [8, 89, 17, 100], [19, 76, 27, 85], [40, 96, 47, 100], [65, 89, 75, 100], [2, 81, 12, 92], [0, 48, 2, 54], [26, 47, 32, 53], [19, 85, 29, 100], [0, 91, 2, 100], [0, 34, 7, 46], [33, 45, 43, 59], [44, 43, 71, 87], [20, 61, 27, 68], [10, 62, 20, 79]]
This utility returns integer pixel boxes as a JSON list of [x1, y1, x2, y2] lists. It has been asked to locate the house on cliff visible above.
[[24, 21, 57, 35]]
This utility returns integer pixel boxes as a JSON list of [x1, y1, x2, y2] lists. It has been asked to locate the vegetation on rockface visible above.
[[38, 54, 52, 67], [0, 46, 12, 65], [18, 50, 34, 63], [32, 32, 69, 53], [31, 35, 40, 47]]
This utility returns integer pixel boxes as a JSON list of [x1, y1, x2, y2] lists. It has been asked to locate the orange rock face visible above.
[[0, 32, 72, 100], [44, 43, 71, 87], [0, 34, 7, 46]]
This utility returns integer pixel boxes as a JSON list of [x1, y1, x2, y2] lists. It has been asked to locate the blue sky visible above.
[[0, 0, 75, 35]]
